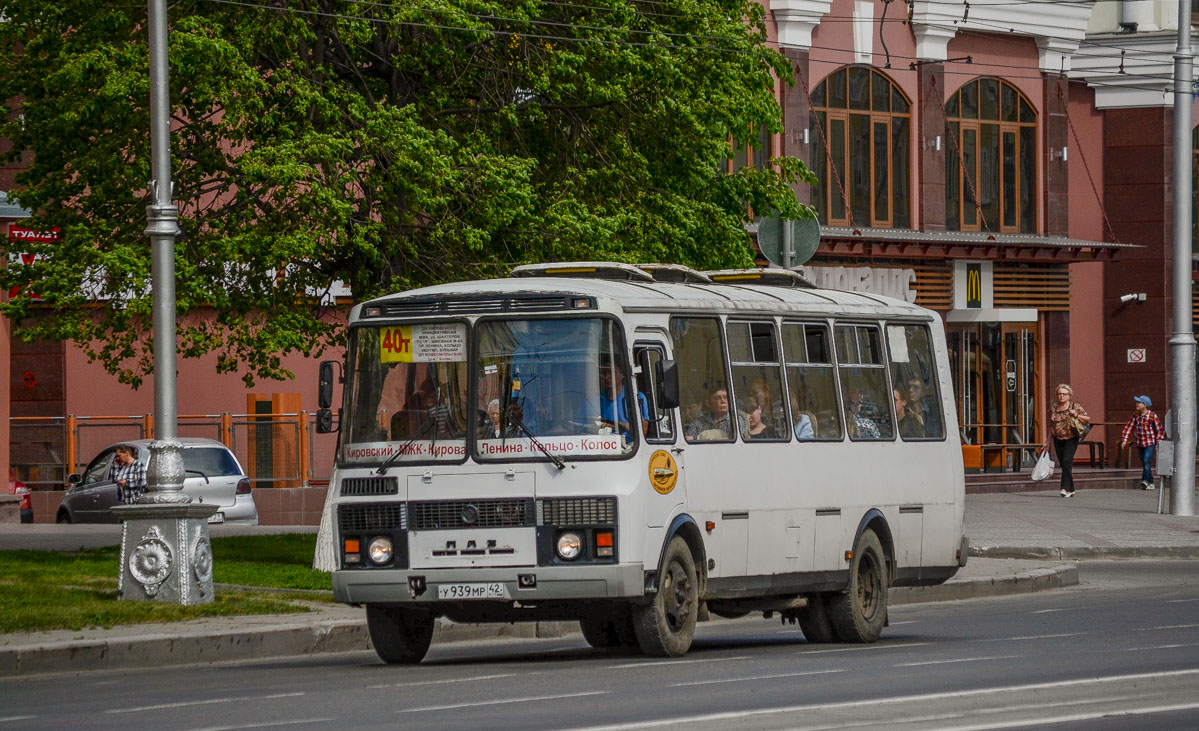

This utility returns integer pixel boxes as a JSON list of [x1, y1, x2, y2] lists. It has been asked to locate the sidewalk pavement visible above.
[[2, 487, 1196, 677]]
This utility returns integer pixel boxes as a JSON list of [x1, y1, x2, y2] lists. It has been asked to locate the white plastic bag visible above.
[[1031, 451, 1054, 482]]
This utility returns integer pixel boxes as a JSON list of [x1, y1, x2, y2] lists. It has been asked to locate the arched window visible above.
[[945, 78, 1037, 233], [810, 66, 911, 228]]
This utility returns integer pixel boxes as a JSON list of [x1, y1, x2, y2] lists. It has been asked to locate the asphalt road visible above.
[[3, 560, 1198, 731]]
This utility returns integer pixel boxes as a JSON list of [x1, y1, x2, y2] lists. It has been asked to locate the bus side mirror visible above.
[[316, 408, 334, 434], [318, 360, 337, 409], [656, 359, 680, 409]]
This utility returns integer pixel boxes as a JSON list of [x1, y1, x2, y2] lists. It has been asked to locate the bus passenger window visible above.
[[727, 321, 788, 441], [670, 317, 733, 443], [887, 324, 946, 440], [782, 323, 842, 440], [836, 324, 894, 440]]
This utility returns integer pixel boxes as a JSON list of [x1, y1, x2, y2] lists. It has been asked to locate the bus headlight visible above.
[[368, 536, 394, 565], [556, 532, 582, 560]]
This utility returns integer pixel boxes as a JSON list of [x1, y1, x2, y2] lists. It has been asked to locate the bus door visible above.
[[634, 341, 686, 528]]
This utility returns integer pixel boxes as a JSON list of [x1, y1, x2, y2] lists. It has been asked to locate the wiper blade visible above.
[[377, 418, 435, 475], [512, 420, 566, 470]]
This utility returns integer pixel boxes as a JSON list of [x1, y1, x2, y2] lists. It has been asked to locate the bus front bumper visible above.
[[332, 563, 646, 605]]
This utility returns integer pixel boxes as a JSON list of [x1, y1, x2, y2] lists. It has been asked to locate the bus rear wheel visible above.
[[366, 605, 435, 664], [632, 537, 698, 657], [828, 528, 888, 643]]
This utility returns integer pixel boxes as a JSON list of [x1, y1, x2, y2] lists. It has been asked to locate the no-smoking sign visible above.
[[1127, 348, 1146, 364]]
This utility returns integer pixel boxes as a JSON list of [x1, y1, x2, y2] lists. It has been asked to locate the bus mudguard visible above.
[[645, 513, 706, 595], [852, 508, 895, 579]]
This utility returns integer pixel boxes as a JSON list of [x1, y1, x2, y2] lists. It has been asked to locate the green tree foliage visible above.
[[0, 0, 813, 385]]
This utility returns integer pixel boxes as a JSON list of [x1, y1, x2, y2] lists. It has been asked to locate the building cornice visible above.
[[769, 0, 833, 49], [909, 0, 1094, 71], [1069, 30, 1197, 109]]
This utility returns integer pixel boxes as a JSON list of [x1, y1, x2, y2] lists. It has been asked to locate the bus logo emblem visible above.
[[648, 450, 678, 495], [460, 504, 480, 525]]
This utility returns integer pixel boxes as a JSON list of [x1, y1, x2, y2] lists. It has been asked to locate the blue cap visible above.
[[1134, 395, 1152, 408]]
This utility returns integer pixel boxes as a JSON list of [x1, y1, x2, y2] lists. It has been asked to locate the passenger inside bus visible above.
[[685, 386, 737, 440], [894, 388, 926, 439], [847, 390, 881, 439], [590, 354, 649, 438], [745, 377, 786, 439], [740, 396, 770, 440]]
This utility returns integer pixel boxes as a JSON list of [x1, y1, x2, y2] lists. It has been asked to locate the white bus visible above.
[[314, 262, 966, 663]]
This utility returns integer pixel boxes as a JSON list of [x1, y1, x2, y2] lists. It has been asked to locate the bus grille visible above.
[[410, 499, 533, 530], [339, 504, 407, 532], [538, 497, 616, 526], [380, 295, 571, 316], [340, 476, 399, 496]]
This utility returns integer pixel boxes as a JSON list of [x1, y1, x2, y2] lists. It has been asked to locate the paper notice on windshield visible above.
[[380, 323, 467, 363]]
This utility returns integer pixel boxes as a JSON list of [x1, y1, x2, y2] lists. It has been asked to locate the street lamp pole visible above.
[[142, 0, 187, 504], [1170, 0, 1196, 516]]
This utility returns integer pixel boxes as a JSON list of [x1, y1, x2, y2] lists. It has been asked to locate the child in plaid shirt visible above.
[[1120, 395, 1164, 489]]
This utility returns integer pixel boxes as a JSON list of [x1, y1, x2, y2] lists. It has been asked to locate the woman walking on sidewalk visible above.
[[1043, 384, 1091, 497]]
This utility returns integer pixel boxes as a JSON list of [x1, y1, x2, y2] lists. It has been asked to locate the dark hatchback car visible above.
[[57, 438, 258, 524]]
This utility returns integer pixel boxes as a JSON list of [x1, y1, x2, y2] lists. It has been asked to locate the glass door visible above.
[[947, 323, 1038, 457]]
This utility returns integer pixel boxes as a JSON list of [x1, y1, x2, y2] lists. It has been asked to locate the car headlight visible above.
[[368, 536, 394, 565], [556, 532, 582, 560]]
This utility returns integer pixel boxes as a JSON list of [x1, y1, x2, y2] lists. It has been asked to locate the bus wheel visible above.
[[580, 607, 637, 649], [632, 537, 698, 657], [828, 529, 888, 643], [366, 605, 435, 664], [796, 593, 838, 644]]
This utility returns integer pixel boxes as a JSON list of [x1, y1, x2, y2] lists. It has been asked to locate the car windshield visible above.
[[183, 447, 241, 476]]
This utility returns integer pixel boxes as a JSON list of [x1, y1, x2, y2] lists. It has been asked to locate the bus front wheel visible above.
[[828, 528, 888, 643], [632, 536, 699, 657], [366, 605, 435, 664], [796, 593, 837, 643], [580, 607, 637, 649]]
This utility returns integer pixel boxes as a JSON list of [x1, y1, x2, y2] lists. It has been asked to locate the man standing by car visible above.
[[110, 444, 146, 504]]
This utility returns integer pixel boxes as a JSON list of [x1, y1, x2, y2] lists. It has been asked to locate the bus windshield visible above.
[[339, 317, 638, 466]]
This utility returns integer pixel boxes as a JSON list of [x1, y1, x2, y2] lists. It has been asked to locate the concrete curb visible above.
[[971, 545, 1199, 560], [0, 564, 1081, 678]]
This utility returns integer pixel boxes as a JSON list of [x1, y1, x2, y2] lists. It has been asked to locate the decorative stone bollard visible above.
[[114, 438, 218, 605]]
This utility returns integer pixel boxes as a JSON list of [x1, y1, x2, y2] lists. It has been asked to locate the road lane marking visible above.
[[572, 668, 1199, 730], [189, 719, 334, 731], [1104, 642, 1199, 653], [669, 669, 845, 687], [105, 692, 304, 714], [798, 642, 929, 655], [609, 656, 752, 669], [928, 701, 1199, 731], [896, 654, 1021, 667], [400, 690, 606, 713], [0, 717, 36, 724], [1132, 623, 1199, 631], [973, 632, 1087, 643], [367, 672, 519, 689], [1166, 598, 1199, 604], [1029, 608, 1067, 614]]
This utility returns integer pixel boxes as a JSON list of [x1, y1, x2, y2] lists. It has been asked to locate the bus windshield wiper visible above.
[[377, 417, 435, 475], [512, 420, 566, 470]]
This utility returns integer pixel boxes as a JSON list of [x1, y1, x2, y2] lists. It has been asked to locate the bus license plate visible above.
[[437, 582, 508, 600]]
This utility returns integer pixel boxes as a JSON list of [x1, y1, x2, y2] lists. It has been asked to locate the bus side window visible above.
[[782, 322, 842, 440], [670, 317, 733, 443], [887, 324, 946, 440], [727, 320, 789, 441], [836, 324, 895, 440], [635, 346, 675, 442]]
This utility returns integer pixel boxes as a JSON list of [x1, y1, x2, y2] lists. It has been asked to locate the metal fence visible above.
[[10, 412, 329, 490]]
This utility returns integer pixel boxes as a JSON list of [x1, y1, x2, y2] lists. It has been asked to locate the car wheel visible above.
[[631, 536, 698, 657], [366, 605, 435, 664], [828, 528, 888, 643], [56, 510, 71, 524]]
